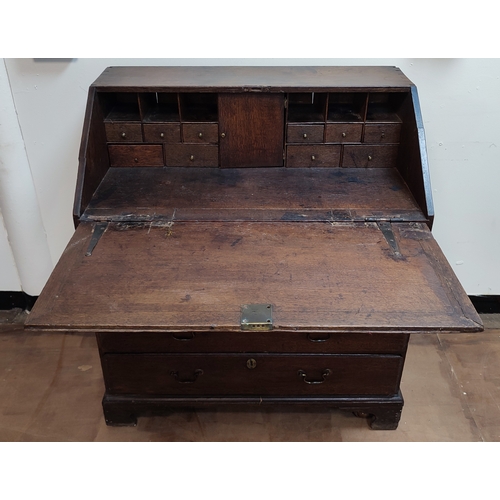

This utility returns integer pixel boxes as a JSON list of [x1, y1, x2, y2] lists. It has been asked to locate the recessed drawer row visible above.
[[286, 145, 399, 168], [287, 123, 401, 144], [105, 122, 219, 144], [108, 144, 398, 168], [108, 144, 219, 167], [102, 353, 404, 396]]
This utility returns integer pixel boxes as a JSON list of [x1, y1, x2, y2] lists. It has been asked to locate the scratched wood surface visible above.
[[82, 167, 425, 222], [26, 221, 481, 332]]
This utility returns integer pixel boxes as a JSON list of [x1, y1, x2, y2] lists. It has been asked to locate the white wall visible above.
[[0, 209, 21, 291], [2, 58, 499, 295]]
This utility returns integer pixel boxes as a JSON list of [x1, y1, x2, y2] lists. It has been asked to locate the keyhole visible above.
[[246, 358, 257, 369]]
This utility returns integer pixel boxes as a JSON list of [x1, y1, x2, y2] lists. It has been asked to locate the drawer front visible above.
[[182, 123, 219, 144], [364, 123, 401, 144], [97, 331, 409, 355], [103, 353, 404, 396], [143, 123, 181, 143], [287, 124, 324, 143], [165, 144, 219, 167], [105, 123, 143, 142], [325, 123, 363, 143], [286, 145, 341, 168], [342, 145, 398, 168], [108, 145, 164, 167]]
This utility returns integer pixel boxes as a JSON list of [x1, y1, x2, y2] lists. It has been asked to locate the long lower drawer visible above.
[[102, 353, 404, 396]]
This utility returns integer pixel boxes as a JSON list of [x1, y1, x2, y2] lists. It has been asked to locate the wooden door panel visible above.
[[219, 93, 284, 167]]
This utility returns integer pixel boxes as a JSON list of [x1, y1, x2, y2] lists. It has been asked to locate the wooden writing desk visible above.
[[26, 66, 482, 429]]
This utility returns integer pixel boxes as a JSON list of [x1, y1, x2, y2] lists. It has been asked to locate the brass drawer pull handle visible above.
[[190, 155, 195, 161], [198, 132, 203, 138], [160, 132, 165, 138], [342, 132, 346, 137], [172, 333, 196, 341], [307, 333, 331, 343], [220, 132, 226, 138], [298, 369, 332, 384], [368, 155, 372, 161], [121, 132, 126, 138], [303, 133, 308, 139], [170, 369, 203, 383], [311, 155, 316, 161]]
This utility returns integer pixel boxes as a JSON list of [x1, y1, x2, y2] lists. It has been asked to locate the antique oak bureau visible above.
[[26, 66, 482, 430]]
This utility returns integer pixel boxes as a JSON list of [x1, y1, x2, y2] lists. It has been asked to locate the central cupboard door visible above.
[[218, 94, 285, 167]]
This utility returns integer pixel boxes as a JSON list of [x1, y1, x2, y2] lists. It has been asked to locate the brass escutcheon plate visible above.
[[240, 304, 273, 331]]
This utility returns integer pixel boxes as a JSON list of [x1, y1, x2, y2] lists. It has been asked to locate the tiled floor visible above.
[[1, 309, 499, 441]]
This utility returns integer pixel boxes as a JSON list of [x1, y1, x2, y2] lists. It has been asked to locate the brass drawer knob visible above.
[[311, 155, 316, 161], [190, 155, 195, 161], [134, 158, 138, 163], [246, 358, 257, 369], [368, 155, 372, 161], [121, 132, 126, 138], [198, 132, 203, 138], [160, 132, 165, 138], [342, 132, 346, 137], [381, 132, 385, 138], [303, 133, 308, 139], [220, 132, 226, 138]]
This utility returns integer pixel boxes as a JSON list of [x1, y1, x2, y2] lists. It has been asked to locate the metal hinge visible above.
[[85, 222, 108, 256], [284, 98, 288, 109], [377, 221, 403, 258], [241, 304, 273, 331]]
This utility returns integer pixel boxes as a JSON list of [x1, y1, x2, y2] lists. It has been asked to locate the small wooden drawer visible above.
[[342, 145, 399, 168], [165, 144, 219, 167], [143, 123, 181, 143], [287, 124, 324, 143], [105, 123, 142, 142], [182, 123, 219, 144], [325, 123, 363, 143], [286, 145, 340, 168], [364, 123, 401, 143], [102, 353, 404, 396], [108, 145, 164, 167], [97, 332, 409, 355]]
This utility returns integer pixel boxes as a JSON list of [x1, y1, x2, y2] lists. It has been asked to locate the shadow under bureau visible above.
[[25, 66, 482, 430]]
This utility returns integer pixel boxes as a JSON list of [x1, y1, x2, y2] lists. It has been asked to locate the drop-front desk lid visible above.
[[27, 215, 481, 333]]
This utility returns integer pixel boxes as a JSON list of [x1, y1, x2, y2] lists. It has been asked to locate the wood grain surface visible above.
[[82, 167, 425, 222], [219, 93, 284, 167], [102, 353, 404, 396], [91, 66, 413, 92], [26, 221, 482, 332]]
